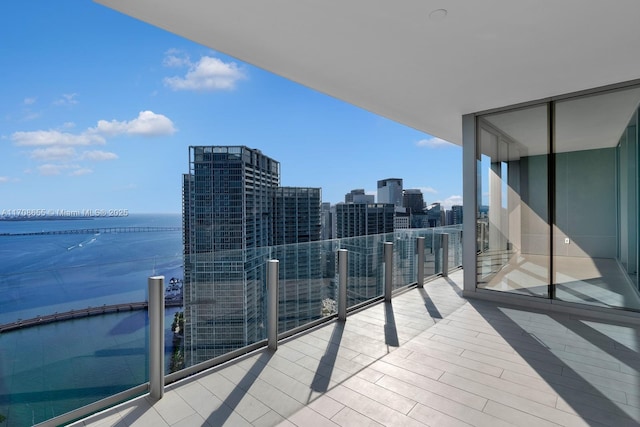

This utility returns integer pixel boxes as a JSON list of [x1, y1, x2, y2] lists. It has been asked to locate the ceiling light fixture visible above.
[[429, 8, 448, 21]]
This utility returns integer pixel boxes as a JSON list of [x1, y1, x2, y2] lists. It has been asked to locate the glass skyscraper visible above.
[[183, 146, 279, 364], [182, 146, 322, 364]]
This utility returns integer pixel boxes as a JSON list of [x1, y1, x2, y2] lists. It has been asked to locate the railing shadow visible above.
[[468, 298, 640, 425], [417, 287, 443, 320], [384, 302, 399, 347], [309, 321, 344, 397], [204, 350, 273, 426]]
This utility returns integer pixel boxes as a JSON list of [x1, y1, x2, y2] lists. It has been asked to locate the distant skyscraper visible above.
[[426, 202, 443, 227], [402, 189, 424, 214], [446, 209, 454, 226], [320, 202, 333, 240], [335, 202, 395, 305], [345, 188, 374, 204], [272, 187, 322, 332], [377, 178, 403, 207], [335, 203, 395, 238], [182, 146, 321, 364], [451, 205, 463, 225]]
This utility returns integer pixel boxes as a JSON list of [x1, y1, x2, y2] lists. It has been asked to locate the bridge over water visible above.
[[0, 298, 183, 333], [0, 226, 181, 236]]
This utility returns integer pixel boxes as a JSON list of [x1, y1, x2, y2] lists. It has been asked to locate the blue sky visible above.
[[1, 1, 462, 214]]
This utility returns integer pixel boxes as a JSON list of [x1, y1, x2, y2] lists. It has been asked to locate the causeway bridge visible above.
[[0, 298, 183, 333], [0, 226, 181, 237]]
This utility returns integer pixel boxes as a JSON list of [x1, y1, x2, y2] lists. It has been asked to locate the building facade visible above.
[[334, 203, 395, 238], [402, 189, 424, 214], [450, 205, 463, 225], [345, 188, 374, 204], [272, 187, 323, 331], [377, 178, 403, 207], [183, 146, 322, 364]]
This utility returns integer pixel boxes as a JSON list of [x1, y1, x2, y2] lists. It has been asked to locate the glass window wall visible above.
[[475, 85, 640, 311], [554, 88, 640, 310], [476, 105, 550, 297]]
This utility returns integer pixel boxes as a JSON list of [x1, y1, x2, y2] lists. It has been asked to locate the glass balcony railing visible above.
[[0, 226, 461, 427]]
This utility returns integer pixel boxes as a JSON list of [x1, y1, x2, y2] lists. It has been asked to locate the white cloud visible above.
[[0, 176, 9, 183], [416, 137, 452, 148], [417, 186, 438, 195], [70, 168, 93, 176], [37, 164, 71, 176], [11, 130, 105, 146], [163, 49, 191, 68], [81, 150, 118, 161], [23, 97, 37, 105], [13, 111, 176, 178], [164, 56, 245, 91], [30, 146, 77, 161], [434, 195, 463, 210], [54, 93, 79, 106], [92, 110, 176, 137]]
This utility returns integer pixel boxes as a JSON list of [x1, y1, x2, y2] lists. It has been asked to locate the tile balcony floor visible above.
[[71, 270, 640, 426]]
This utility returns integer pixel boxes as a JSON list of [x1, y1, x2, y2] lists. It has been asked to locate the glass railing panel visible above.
[[442, 226, 463, 271], [271, 240, 337, 334], [339, 234, 388, 308], [421, 228, 438, 278], [392, 230, 417, 289], [180, 247, 268, 368]]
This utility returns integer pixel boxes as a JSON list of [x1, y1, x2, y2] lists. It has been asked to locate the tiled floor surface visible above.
[[71, 270, 640, 426]]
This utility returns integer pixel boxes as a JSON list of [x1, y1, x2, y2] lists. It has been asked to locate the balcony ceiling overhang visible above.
[[95, 0, 640, 145]]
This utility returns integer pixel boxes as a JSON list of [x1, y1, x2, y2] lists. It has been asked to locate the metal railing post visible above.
[[267, 260, 279, 350], [384, 242, 393, 302], [148, 276, 165, 400], [338, 249, 348, 321], [416, 237, 425, 288], [457, 230, 463, 266], [442, 233, 449, 277]]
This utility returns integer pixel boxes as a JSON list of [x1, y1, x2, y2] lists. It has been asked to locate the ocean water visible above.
[[0, 214, 183, 426]]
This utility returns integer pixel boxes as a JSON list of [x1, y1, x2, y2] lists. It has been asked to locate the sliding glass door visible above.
[[475, 84, 640, 311], [477, 105, 549, 298]]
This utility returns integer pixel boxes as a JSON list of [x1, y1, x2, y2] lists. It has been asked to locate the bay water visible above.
[[0, 214, 183, 426]]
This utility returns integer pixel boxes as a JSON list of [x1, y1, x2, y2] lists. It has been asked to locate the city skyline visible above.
[[1, 1, 462, 214]]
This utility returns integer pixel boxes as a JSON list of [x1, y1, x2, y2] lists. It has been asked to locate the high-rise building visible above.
[[320, 202, 333, 240], [450, 205, 463, 225], [182, 146, 278, 364], [182, 146, 321, 364], [377, 178, 403, 207], [345, 188, 374, 204], [272, 187, 323, 332], [425, 202, 443, 228], [402, 189, 424, 214], [334, 203, 395, 238], [335, 202, 395, 305], [394, 213, 410, 229]]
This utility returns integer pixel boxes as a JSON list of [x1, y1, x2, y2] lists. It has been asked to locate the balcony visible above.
[[66, 268, 640, 426], [2, 226, 639, 426]]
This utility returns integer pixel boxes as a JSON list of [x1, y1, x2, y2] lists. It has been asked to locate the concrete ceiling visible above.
[[95, 0, 640, 146]]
